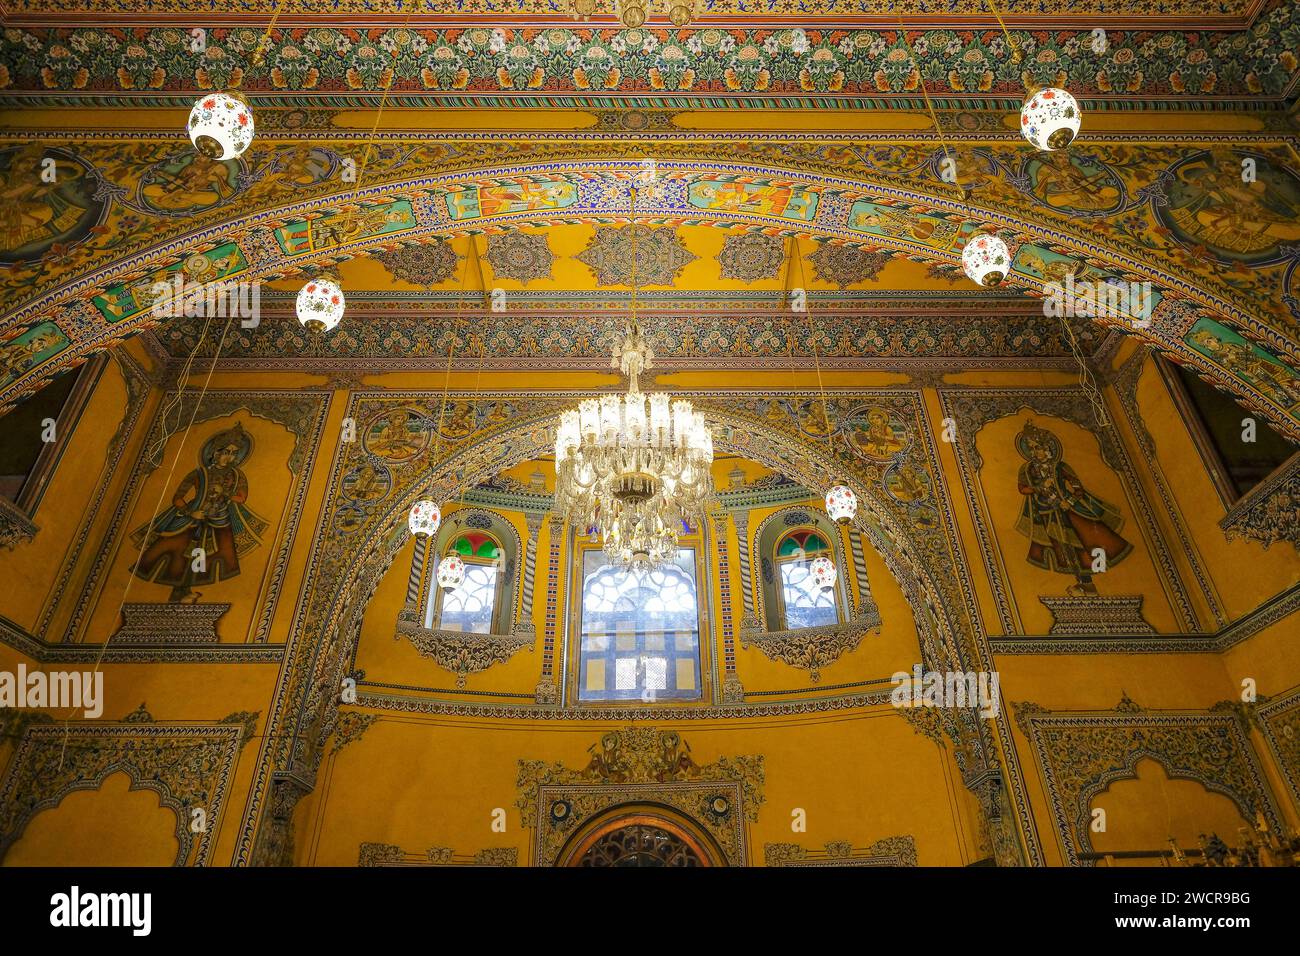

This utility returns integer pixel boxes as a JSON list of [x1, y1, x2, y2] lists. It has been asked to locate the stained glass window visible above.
[[429, 533, 502, 634], [577, 549, 701, 702], [777, 529, 838, 630]]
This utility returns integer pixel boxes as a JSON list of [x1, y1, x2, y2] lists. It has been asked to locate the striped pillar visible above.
[[406, 534, 427, 608], [732, 510, 761, 633], [848, 531, 882, 629], [513, 512, 543, 636]]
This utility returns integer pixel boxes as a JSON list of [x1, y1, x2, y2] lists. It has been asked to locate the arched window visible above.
[[428, 531, 504, 634], [752, 507, 851, 633], [576, 549, 703, 702], [774, 528, 838, 630]]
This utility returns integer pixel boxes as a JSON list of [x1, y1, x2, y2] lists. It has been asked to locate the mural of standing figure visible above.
[[1013, 421, 1132, 595], [129, 423, 269, 602]]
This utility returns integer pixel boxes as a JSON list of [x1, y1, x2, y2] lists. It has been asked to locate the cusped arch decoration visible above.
[[558, 806, 727, 867], [242, 398, 1018, 866], [0, 721, 246, 867], [5, 159, 1296, 438]]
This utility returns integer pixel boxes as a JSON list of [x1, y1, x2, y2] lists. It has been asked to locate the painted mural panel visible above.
[[1185, 316, 1300, 415], [0, 321, 68, 389], [127, 423, 270, 603], [91, 243, 248, 324], [1155, 149, 1300, 266], [973, 415, 1177, 635], [847, 200, 973, 251], [444, 178, 578, 221], [1014, 422, 1132, 596], [0, 145, 107, 265], [274, 199, 417, 255], [1021, 151, 1126, 215], [686, 178, 819, 222], [85, 410, 299, 644]]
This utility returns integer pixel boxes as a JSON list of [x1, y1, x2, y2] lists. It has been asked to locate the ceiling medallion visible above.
[[716, 232, 786, 283], [373, 241, 460, 287], [486, 232, 555, 284], [577, 224, 698, 287], [809, 242, 889, 289]]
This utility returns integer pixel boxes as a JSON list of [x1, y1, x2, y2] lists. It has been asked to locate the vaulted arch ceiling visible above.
[[4, 145, 1300, 437]]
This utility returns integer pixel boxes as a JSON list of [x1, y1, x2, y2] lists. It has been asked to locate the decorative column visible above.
[[396, 533, 429, 629], [718, 514, 744, 703], [512, 512, 544, 638], [534, 516, 564, 705], [847, 532, 882, 629], [732, 510, 762, 634]]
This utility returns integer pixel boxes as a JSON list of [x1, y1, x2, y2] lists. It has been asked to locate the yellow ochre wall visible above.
[[0, 352, 1296, 867]]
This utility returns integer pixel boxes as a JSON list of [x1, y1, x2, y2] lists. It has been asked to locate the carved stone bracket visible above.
[[1220, 452, 1300, 553], [396, 616, 533, 688], [113, 602, 230, 643], [765, 835, 918, 867], [0, 497, 37, 551], [251, 770, 314, 867], [1038, 595, 1155, 636], [739, 619, 874, 682]]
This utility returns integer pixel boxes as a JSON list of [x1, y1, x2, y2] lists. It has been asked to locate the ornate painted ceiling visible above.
[[2, 2, 1299, 439], [3, 13, 1299, 109]]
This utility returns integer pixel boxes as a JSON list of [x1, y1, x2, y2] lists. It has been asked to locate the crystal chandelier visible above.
[[554, 320, 714, 569]]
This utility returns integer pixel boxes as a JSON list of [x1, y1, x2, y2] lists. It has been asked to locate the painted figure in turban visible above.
[[129, 423, 269, 601], [1014, 421, 1132, 595]]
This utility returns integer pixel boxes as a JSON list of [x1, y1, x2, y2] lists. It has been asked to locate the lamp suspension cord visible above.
[[892, 7, 963, 200], [794, 236, 836, 464]]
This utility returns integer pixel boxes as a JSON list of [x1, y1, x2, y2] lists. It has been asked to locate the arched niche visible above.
[[751, 505, 852, 633]]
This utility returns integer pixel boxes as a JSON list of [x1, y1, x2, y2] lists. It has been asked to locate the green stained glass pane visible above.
[[452, 536, 473, 556]]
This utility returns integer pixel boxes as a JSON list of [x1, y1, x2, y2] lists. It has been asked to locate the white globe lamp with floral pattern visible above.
[[437, 552, 466, 591], [296, 277, 346, 333], [187, 92, 254, 161], [825, 482, 858, 525], [809, 555, 837, 590], [408, 501, 441, 538], [961, 234, 1011, 288], [1020, 87, 1081, 152]]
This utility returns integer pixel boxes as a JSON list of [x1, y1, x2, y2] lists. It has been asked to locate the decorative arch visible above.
[[5, 158, 1297, 438], [558, 806, 727, 867], [1014, 700, 1283, 866], [751, 505, 851, 633], [0, 720, 247, 867], [413, 505, 522, 636]]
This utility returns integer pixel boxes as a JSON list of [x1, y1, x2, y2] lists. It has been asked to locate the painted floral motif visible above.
[[5, 19, 1299, 100]]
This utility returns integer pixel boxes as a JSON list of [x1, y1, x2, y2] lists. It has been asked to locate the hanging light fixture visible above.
[[961, 234, 1011, 287], [296, 276, 346, 332], [825, 482, 858, 525], [408, 500, 442, 537], [1020, 87, 1082, 151], [809, 554, 838, 590], [436, 552, 466, 591], [553, 186, 714, 569], [187, 92, 255, 161]]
